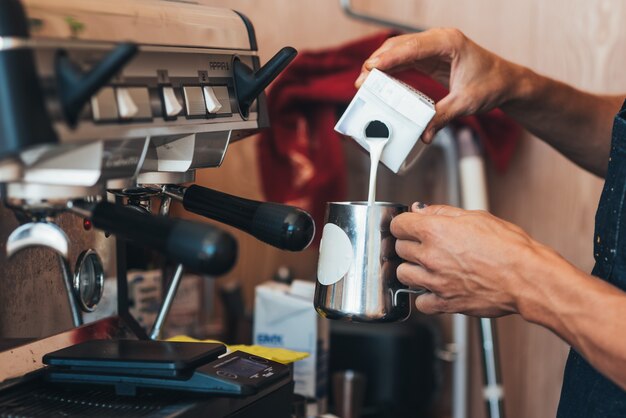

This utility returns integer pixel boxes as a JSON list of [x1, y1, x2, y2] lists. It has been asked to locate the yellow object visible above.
[[167, 335, 309, 365]]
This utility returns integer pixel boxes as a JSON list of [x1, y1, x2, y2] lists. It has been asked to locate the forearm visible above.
[[518, 246, 626, 389], [502, 66, 623, 177]]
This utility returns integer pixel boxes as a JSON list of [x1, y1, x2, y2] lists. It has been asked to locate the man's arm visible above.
[[504, 73, 622, 176], [390, 204, 626, 390], [356, 28, 623, 177], [521, 245, 626, 390]]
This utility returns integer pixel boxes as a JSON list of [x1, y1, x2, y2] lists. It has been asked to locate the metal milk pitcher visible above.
[[314, 202, 423, 322]]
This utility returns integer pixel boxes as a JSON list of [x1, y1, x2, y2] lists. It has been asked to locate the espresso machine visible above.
[[0, 0, 314, 416]]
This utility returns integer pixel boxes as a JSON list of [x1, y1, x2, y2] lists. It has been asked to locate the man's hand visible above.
[[355, 28, 527, 143], [391, 203, 558, 317], [392, 203, 626, 390], [356, 28, 622, 176]]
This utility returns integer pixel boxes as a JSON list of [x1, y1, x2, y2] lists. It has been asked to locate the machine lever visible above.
[[164, 185, 315, 252], [55, 43, 138, 126], [69, 201, 238, 276], [233, 46, 297, 118]]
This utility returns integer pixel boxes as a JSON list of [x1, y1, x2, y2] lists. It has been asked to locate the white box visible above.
[[253, 280, 329, 399], [335, 68, 436, 173]]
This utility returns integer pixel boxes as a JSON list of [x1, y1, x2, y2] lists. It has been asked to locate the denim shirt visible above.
[[557, 101, 626, 417]]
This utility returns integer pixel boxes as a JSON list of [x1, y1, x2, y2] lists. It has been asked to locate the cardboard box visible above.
[[253, 280, 329, 399]]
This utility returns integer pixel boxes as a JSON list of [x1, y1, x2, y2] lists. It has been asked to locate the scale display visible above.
[[218, 357, 268, 378]]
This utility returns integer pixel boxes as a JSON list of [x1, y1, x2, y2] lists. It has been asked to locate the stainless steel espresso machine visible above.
[[0, 1, 314, 416]]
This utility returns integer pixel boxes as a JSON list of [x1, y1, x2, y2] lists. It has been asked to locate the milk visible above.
[[364, 120, 390, 205], [335, 68, 436, 175]]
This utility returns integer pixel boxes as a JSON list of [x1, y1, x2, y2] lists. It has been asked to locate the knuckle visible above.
[[395, 241, 419, 265], [415, 294, 445, 315], [414, 296, 432, 314], [404, 35, 420, 51], [444, 28, 466, 47], [423, 218, 445, 239], [392, 211, 410, 225], [396, 263, 412, 282], [433, 298, 451, 313], [414, 247, 434, 270], [395, 240, 408, 257], [384, 35, 402, 46]]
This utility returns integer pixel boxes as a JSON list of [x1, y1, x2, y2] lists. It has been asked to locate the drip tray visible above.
[[0, 384, 192, 417], [0, 375, 294, 418]]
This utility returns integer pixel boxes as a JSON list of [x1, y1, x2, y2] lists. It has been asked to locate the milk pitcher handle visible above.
[[393, 288, 428, 306]]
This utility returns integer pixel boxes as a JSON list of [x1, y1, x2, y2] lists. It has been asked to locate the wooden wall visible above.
[[188, 1, 624, 417]]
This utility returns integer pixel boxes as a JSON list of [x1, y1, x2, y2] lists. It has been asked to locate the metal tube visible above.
[[452, 315, 468, 418], [149, 263, 184, 340], [149, 189, 182, 340], [159, 195, 172, 217], [457, 128, 505, 418], [339, 0, 424, 33], [433, 129, 467, 418], [480, 318, 505, 418], [57, 253, 82, 327], [161, 185, 185, 202]]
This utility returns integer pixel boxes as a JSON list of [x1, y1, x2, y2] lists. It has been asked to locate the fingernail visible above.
[[412, 202, 427, 211], [355, 72, 366, 87], [365, 57, 379, 69]]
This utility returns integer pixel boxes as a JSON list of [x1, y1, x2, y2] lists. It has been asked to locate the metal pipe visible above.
[[339, 0, 424, 33], [457, 128, 505, 418], [432, 129, 467, 418], [57, 253, 82, 327], [149, 263, 184, 340], [480, 318, 505, 418], [149, 190, 183, 340], [159, 195, 172, 217]]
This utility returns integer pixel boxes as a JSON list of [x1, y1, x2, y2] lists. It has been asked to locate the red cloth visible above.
[[258, 32, 522, 242]]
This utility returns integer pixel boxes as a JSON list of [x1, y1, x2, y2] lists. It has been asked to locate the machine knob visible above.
[[115, 87, 139, 119], [162, 86, 183, 117], [232, 46, 297, 118], [202, 86, 223, 113]]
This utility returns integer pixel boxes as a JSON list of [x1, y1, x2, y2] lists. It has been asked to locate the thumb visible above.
[[421, 93, 468, 143], [411, 203, 465, 217]]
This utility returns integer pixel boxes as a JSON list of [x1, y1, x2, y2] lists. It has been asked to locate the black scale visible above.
[[43, 339, 291, 397]]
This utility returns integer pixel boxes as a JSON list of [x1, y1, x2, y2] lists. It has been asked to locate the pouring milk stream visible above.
[[364, 120, 391, 205], [313, 69, 437, 321]]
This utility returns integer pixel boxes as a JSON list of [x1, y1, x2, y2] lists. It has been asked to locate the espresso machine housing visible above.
[[0, 1, 313, 416]]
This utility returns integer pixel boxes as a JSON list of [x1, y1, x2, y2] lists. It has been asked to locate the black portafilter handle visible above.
[[233, 46, 297, 118], [166, 185, 315, 252], [82, 201, 237, 276]]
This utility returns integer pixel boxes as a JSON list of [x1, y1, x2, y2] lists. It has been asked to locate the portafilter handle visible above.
[[68, 200, 237, 276], [163, 185, 315, 252]]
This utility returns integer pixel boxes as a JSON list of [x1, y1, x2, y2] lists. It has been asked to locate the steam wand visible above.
[[149, 195, 183, 341]]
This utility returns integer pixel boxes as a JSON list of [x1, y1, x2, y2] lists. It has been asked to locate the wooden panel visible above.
[[185, 1, 624, 417]]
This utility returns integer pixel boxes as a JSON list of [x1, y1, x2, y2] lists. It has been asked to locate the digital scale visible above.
[[43, 340, 291, 397]]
